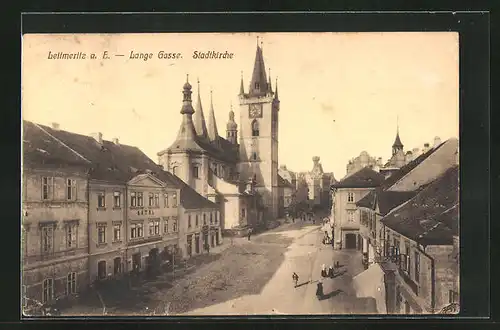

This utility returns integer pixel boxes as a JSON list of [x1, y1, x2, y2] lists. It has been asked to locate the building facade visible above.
[[330, 167, 385, 250]]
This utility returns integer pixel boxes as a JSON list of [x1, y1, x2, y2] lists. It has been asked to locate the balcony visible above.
[[127, 235, 163, 247]]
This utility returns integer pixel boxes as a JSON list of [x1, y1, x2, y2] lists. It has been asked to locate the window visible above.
[[255, 82, 260, 89], [148, 193, 154, 207], [347, 211, 354, 222], [164, 193, 169, 207], [172, 166, 178, 176], [42, 278, 54, 303], [41, 224, 54, 255], [203, 213, 207, 225], [210, 213, 213, 224], [195, 214, 199, 227], [65, 224, 77, 248], [137, 192, 143, 207], [97, 224, 106, 244], [22, 285, 27, 309], [188, 215, 192, 228], [131, 192, 137, 207], [214, 165, 218, 176], [113, 223, 121, 242], [252, 120, 259, 136], [130, 222, 144, 239], [347, 192, 355, 203], [215, 212, 218, 224], [154, 193, 160, 207], [173, 217, 178, 232], [97, 192, 106, 208], [193, 166, 199, 178], [241, 208, 246, 218], [66, 179, 76, 200], [149, 220, 160, 236], [414, 251, 420, 283], [114, 257, 122, 275], [66, 272, 77, 295], [252, 152, 258, 161], [172, 192, 178, 207], [113, 191, 121, 208], [164, 217, 169, 233], [449, 290, 459, 304], [42, 176, 53, 200], [405, 242, 411, 276]]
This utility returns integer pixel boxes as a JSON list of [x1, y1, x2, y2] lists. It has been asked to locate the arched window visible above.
[[252, 120, 259, 137], [172, 166, 178, 176], [252, 152, 258, 161]]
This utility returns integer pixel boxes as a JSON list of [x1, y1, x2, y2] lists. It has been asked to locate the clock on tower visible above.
[[249, 103, 262, 118]]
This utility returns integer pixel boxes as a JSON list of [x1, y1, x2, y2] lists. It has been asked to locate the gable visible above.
[[128, 174, 166, 188]]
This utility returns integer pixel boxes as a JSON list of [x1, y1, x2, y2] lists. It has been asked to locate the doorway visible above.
[[113, 257, 122, 275], [195, 234, 200, 254], [97, 260, 107, 280], [187, 235, 193, 256], [148, 248, 160, 274], [345, 233, 357, 249], [211, 233, 215, 247], [132, 253, 141, 272]]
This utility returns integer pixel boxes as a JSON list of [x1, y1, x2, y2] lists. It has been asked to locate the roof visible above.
[[278, 174, 294, 189], [381, 165, 459, 246], [381, 141, 446, 190], [332, 167, 385, 189], [22, 121, 91, 171], [356, 188, 418, 216], [24, 120, 218, 210], [248, 44, 269, 97], [392, 132, 403, 148]]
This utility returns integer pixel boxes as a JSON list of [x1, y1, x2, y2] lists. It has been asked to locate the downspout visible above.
[[418, 245, 436, 313], [124, 184, 128, 273]]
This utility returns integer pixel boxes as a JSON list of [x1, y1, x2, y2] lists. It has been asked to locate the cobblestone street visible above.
[[58, 219, 376, 316]]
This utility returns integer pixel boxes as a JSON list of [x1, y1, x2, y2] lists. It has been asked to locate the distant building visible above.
[[330, 167, 385, 250], [294, 157, 336, 210], [346, 151, 383, 178]]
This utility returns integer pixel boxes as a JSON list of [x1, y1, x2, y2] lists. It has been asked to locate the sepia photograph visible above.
[[21, 31, 460, 317]]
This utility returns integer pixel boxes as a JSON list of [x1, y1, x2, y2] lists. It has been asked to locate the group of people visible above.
[[291, 261, 342, 300]]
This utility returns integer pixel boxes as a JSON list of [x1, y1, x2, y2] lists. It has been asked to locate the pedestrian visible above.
[[336, 260, 340, 268], [321, 264, 327, 278], [247, 228, 252, 241], [328, 265, 334, 278], [316, 281, 324, 299], [292, 272, 299, 288]]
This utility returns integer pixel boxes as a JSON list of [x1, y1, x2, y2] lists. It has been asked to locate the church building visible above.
[[157, 41, 281, 231]]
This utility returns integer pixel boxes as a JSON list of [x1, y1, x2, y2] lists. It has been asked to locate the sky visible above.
[[22, 32, 459, 179]]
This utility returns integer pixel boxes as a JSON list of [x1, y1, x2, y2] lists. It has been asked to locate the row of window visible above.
[[192, 163, 227, 179], [187, 212, 219, 228], [96, 191, 178, 208], [41, 177, 77, 201], [386, 240, 421, 284], [96, 218, 178, 244], [39, 223, 78, 254]]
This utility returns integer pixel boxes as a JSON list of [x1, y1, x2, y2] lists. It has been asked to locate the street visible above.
[[58, 220, 377, 316]]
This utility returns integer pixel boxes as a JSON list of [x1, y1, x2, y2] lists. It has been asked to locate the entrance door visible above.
[[211, 233, 215, 247], [195, 235, 200, 254], [216, 231, 220, 245], [113, 257, 122, 275], [148, 248, 160, 274], [187, 235, 193, 256], [97, 260, 107, 280], [132, 253, 141, 272], [345, 233, 357, 249]]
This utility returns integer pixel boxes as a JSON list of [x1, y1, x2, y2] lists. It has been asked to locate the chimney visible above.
[[422, 143, 430, 154], [51, 122, 60, 130], [91, 132, 103, 144], [433, 136, 442, 148], [112, 138, 120, 145]]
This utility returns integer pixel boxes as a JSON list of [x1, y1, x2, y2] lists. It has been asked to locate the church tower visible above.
[[392, 121, 404, 156], [238, 39, 280, 220]]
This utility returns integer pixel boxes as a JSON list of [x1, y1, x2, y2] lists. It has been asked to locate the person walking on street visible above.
[[328, 265, 334, 278], [316, 281, 324, 299], [292, 272, 299, 288], [321, 264, 327, 278], [247, 228, 253, 241]]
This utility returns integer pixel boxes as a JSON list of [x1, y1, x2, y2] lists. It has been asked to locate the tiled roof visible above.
[[381, 165, 459, 246], [381, 141, 446, 190], [332, 167, 385, 189], [23, 121, 91, 170], [24, 120, 218, 210], [356, 189, 418, 216]]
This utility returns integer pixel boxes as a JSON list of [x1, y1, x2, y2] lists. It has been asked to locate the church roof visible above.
[[278, 174, 295, 188], [332, 167, 385, 189], [248, 43, 269, 97], [193, 80, 209, 138], [207, 90, 219, 141], [392, 132, 404, 148], [24, 120, 217, 210]]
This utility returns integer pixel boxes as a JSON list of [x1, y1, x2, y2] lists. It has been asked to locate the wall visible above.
[[22, 167, 89, 306]]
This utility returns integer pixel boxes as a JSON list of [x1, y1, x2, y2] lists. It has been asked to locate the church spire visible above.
[[392, 116, 404, 156], [207, 88, 219, 141], [274, 77, 279, 100], [267, 68, 273, 93], [226, 102, 238, 144], [193, 78, 209, 138], [239, 71, 245, 95], [248, 38, 268, 97]]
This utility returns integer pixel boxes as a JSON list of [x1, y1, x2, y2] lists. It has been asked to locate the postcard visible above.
[[21, 32, 459, 317]]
